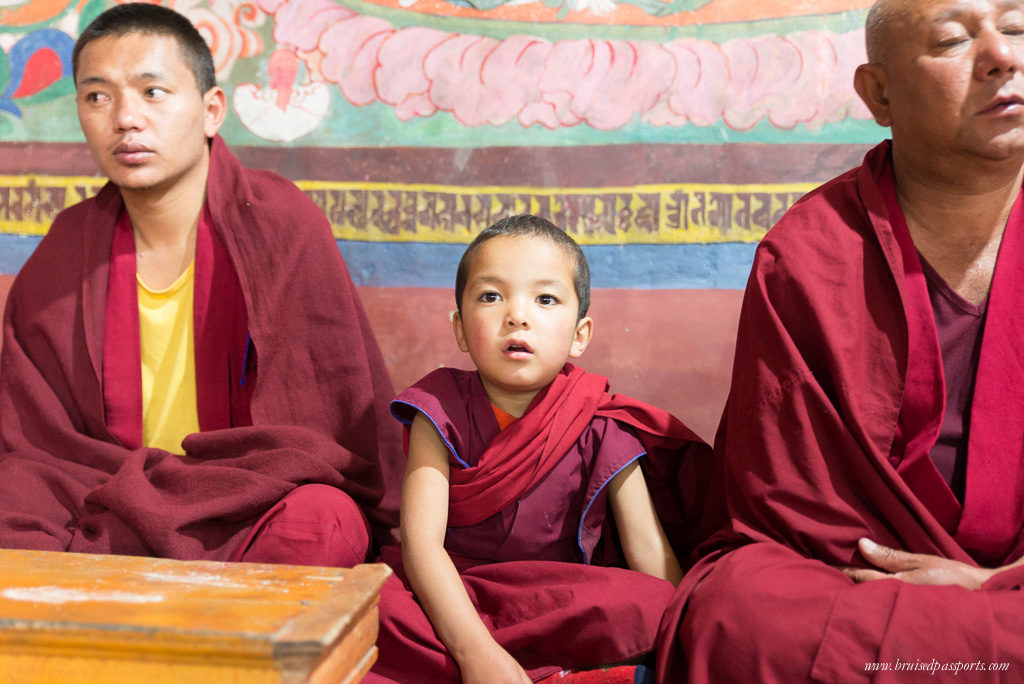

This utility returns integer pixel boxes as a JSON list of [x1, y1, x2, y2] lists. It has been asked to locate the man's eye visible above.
[[932, 28, 968, 48]]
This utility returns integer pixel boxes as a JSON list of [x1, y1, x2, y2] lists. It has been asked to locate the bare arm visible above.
[[607, 460, 683, 586], [401, 414, 530, 684]]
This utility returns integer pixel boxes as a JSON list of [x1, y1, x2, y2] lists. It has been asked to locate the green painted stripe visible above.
[[339, 1, 867, 42]]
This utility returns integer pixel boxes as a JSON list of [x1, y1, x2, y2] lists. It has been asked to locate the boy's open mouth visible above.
[[505, 341, 533, 354]]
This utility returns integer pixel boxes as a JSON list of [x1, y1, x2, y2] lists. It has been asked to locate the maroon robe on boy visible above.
[[369, 365, 714, 682], [0, 136, 403, 561], [657, 142, 1024, 682]]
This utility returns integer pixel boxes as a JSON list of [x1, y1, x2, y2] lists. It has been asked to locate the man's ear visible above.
[[452, 310, 470, 353], [203, 86, 228, 138], [854, 63, 893, 127], [569, 316, 593, 358]]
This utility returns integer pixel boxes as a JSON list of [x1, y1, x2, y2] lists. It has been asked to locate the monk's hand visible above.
[[841, 538, 994, 589]]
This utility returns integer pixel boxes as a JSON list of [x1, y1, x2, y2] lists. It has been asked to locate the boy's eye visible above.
[[537, 294, 558, 306], [479, 291, 500, 303]]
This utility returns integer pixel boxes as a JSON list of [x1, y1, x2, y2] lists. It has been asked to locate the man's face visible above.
[[882, 0, 1024, 163], [75, 33, 224, 194]]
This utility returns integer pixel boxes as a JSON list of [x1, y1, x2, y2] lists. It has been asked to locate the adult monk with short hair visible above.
[[658, 0, 1024, 679], [0, 3, 402, 564]]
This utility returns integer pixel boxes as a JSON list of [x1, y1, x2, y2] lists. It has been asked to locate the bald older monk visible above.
[[656, 0, 1024, 680]]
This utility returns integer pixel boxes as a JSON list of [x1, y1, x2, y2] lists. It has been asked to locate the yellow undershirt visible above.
[[138, 262, 199, 454]]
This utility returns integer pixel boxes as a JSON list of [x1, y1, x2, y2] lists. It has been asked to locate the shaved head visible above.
[[865, 0, 914, 64], [856, 0, 1024, 173]]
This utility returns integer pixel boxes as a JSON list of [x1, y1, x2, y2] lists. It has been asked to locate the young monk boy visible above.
[[367, 214, 715, 683]]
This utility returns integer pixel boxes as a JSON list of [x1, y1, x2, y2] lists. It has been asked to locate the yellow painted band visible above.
[[0, 176, 816, 244]]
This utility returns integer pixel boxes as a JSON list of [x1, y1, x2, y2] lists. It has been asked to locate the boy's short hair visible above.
[[455, 214, 591, 320], [73, 3, 216, 95]]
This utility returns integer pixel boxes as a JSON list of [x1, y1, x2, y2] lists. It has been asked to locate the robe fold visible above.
[[369, 365, 714, 682], [656, 142, 1024, 683], [0, 136, 403, 560]]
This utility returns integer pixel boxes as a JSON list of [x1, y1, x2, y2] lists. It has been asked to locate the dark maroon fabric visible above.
[[230, 484, 370, 567], [657, 142, 1024, 682], [370, 550, 676, 683], [0, 136, 402, 560], [103, 210, 144, 449], [372, 366, 709, 682], [444, 364, 613, 527], [920, 255, 985, 502]]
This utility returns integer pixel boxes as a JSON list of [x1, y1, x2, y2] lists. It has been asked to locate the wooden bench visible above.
[[0, 549, 390, 683]]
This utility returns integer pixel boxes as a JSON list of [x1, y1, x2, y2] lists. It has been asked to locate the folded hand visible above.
[[840, 538, 994, 589]]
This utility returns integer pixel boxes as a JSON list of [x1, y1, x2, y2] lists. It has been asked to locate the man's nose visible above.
[[113, 95, 143, 131], [976, 29, 1023, 79]]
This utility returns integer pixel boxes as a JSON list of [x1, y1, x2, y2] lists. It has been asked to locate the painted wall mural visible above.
[[236, 0, 871, 138], [0, 0, 886, 287], [0, 0, 881, 144]]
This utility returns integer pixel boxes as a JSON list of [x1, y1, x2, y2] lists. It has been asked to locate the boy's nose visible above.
[[505, 308, 529, 328]]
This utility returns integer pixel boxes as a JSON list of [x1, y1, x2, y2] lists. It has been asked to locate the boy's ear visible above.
[[569, 316, 593, 358], [452, 310, 470, 353]]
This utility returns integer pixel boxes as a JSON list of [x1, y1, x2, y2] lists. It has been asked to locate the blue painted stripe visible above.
[[0, 235, 42, 274], [0, 235, 757, 289], [341, 241, 757, 289]]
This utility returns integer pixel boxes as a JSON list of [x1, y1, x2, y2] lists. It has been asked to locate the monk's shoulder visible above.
[[238, 167, 323, 222], [16, 195, 102, 288], [238, 165, 307, 202], [765, 167, 868, 247], [226, 166, 342, 261], [394, 368, 477, 422], [5, 194, 109, 328], [207, 138, 319, 225], [755, 166, 878, 276]]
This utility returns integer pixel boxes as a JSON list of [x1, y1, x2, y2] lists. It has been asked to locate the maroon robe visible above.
[[0, 136, 403, 560], [657, 142, 1024, 682], [369, 365, 714, 682]]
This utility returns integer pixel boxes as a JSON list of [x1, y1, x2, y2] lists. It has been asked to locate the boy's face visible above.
[[75, 32, 225, 195], [453, 235, 592, 408]]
